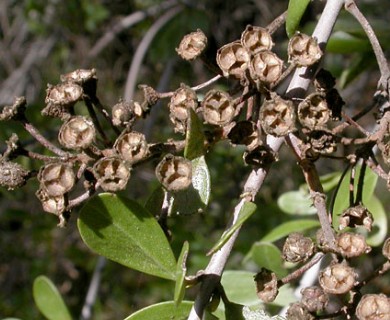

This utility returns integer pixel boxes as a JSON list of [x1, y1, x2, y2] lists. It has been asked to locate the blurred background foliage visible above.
[[1, 0, 390, 319]]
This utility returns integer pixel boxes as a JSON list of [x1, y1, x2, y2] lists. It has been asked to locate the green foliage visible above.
[[123, 301, 193, 320], [174, 241, 189, 307], [33, 276, 72, 320], [78, 193, 177, 280], [185, 108, 205, 160], [286, 0, 311, 37], [277, 190, 317, 215]]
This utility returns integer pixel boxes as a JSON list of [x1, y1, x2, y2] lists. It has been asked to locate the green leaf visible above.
[[174, 241, 189, 307], [332, 165, 378, 229], [339, 52, 376, 88], [261, 219, 320, 243], [185, 108, 205, 160], [221, 271, 296, 307], [78, 193, 176, 280], [286, 0, 311, 37], [245, 242, 287, 278], [327, 31, 371, 54], [277, 190, 317, 215], [208, 202, 257, 255], [225, 301, 244, 320], [33, 275, 72, 320], [171, 156, 210, 215], [123, 301, 193, 320], [144, 186, 165, 217]]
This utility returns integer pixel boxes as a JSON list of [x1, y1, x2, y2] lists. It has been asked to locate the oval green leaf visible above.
[[185, 108, 205, 160], [327, 31, 370, 54], [277, 190, 317, 215], [286, 0, 311, 37], [174, 241, 189, 306], [33, 275, 72, 320], [78, 193, 176, 280], [123, 301, 193, 320], [261, 219, 320, 243]]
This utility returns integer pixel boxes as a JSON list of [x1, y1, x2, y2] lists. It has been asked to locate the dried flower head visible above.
[[216, 41, 250, 80], [282, 232, 315, 263], [308, 129, 337, 155], [298, 93, 330, 130], [38, 163, 75, 197], [356, 294, 390, 320], [93, 156, 130, 192], [254, 269, 279, 303], [176, 29, 207, 61], [288, 33, 322, 66], [114, 131, 148, 164], [169, 85, 198, 133], [36, 187, 65, 216], [241, 25, 273, 54], [249, 51, 283, 85], [112, 100, 135, 126], [58, 116, 96, 150], [45, 83, 83, 108], [202, 90, 235, 126], [300, 286, 328, 313], [319, 262, 357, 294], [336, 232, 371, 258]]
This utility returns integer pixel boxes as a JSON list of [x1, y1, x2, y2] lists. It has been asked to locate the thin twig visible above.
[[266, 10, 287, 34]]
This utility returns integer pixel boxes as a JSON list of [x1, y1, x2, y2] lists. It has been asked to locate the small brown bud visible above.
[[298, 93, 330, 130], [260, 94, 296, 137], [339, 204, 374, 231], [155, 154, 192, 192], [308, 129, 337, 155], [216, 41, 250, 80], [169, 85, 198, 133], [114, 131, 148, 164], [38, 163, 75, 197], [249, 51, 283, 85], [319, 262, 357, 295], [286, 302, 314, 320], [112, 100, 135, 126], [93, 156, 130, 192], [336, 232, 371, 258], [58, 116, 96, 150], [356, 294, 390, 320], [382, 237, 390, 260], [300, 286, 328, 312], [240, 25, 273, 54], [254, 269, 279, 303], [202, 90, 235, 126], [45, 83, 83, 108], [0, 96, 26, 121], [36, 187, 65, 216], [0, 160, 29, 190], [288, 33, 322, 67], [176, 29, 207, 61], [282, 232, 315, 263]]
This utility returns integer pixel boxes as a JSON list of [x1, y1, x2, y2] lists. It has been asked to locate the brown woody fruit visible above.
[[176, 29, 207, 61], [228, 121, 260, 150], [356, 294, 390, 320], [58, 116, 96, 150], [314, 68, 336, 92], [169, 85, 198, 133], [241, 25, 273, 54], [378, 129, 390, 165], [112, 100, 136, 126], [114, 131, 148, 164], [93, 156, 130, 192], [155, 154, 192, 192], [336, 232, 371, 258], [45, 83, 83, 108], [249, 51, 283, 85], [202, 90, 235, 126], [254, 268, 279, 303], [339, 204, 373, 231], [282, 232, 315, 263], [308, 129, 337, 154], [259, 94, 296, 137], [0, 96, 27, 121], [382, 237, 390, 260], [60, 68, 97, 85], [300, 286, 328, 313], [36, 187, 65, 215], [319, 262, 357, 294], [38, 163, 75, 197], [288, 33, 322, 67], [286, 303, 314, 320], [243, 144, 277, 168], [298, 93, 330, 130], [216, 41, 250, 80], [0, 160, 29, 190]]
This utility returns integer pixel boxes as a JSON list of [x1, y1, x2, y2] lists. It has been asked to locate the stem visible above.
[[84, 97, 110, 147]]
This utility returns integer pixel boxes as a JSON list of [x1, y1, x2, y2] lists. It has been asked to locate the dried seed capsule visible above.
[[38, 163, 75, 197], [243, 145, 277, 168], [0, 160, 29, 190], [139, 84, 159, 107], [325, 88, 344, 120], [339, 204, 374, 231], [356, 294, 390, 320], [240, 25, 273, 54], [0, 96, 26, 121], [254, 269, 279, 303], [336, 232, 371, 258], [298, 93, 330, 130], [249, 51, 283, 85], [286, 302, 314, 320], [202, 90, 235, 126], [93, 156, 130, 192], [155, 154, 192, 192], [379, 131, 390, 165], [288, 33, 322, 67], [176, 29, 207, 61], [216, 41, 250, 80], [382, 238, 390, 260], [60, 68, 97, 85], [308, 129, 337, 154], [260, 95, 296, 137], [169, 85, 198, 133], [36, 187, 65, 215], [45, 83, 83, 108], [300, 286, 328, 313], [112, 100, 135, 126], [114, 131, 148, 163], [319, 262, 357, 294], [228, 120, 260, 150], [282, 232, 315, 263], [58, 116, 96, 150], [314, 68, 336, 92]]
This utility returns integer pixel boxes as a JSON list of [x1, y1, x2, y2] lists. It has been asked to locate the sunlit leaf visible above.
[[185, 108, 205, 160], [174, 241, 189, 307], [208, 202, 257, 255], [277, 190, 317, 215], [33, 275, 72, 320], [123, 301, 193, 320], [78, 193, 176, 280], [286, 0, 311, 37]]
